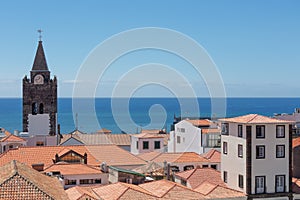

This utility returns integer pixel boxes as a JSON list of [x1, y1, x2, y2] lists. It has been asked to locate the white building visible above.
[[130, 132, 165, 155], [168, 119, 221, 154], [220, 114, 293, 200]]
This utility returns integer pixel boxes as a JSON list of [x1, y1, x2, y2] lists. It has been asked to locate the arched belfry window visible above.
[[39, 103, 44, 114], [32, 102, 38, 115]]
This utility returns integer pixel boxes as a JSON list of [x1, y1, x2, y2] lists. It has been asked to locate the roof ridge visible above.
[[186, 168, 197, 180], [247, 114, 259, 123], [149, 152, 162, 161], [116, 186, 130, 200], [160, 182, 177, 198]]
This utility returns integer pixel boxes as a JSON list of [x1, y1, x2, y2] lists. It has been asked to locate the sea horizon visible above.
[[0, 97, 299, 134]]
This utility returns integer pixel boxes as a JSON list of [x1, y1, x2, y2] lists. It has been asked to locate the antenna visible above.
[[37, 29, 42, 41]]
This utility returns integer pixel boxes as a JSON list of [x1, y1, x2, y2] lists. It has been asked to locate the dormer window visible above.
[[55, 150, 87, 164]]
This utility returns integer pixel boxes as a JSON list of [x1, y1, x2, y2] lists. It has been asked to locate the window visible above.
[[223, 142, 228, 154], [180, 128, 185, 133], [276, 125, 285, 138], [177, 136, 181, 144], [80, 179, 93, 184], [207, 134, 221, 147], [238, 144, 243, 158], [238, 125, 243, 137], [276, 145, 285, 158], [181, 179, 187, 186], [256, 125, 265, 138], [275, 175, 285, 192], [256, 145, 265, 159], [222, 123, 229, 135], [171, 166, 179, 172], [143, 141, 149, 149], [154, 141, 161, 149], [65, 179, 76, 185], [238, 175, 244, 188], [183, 165, 194, 171], [211, 164, 217, 169], [136, 141, 138, 149], [223, 171, 228, 183], [95, 179, 101, 184], [39, 103, 44, 114], [202, 165, 209, 168], [255, 176, 265, 194], [36, 141, 44, 146], [32, 102, 38, 115]]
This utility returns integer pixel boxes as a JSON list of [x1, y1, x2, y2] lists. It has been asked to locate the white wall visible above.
[[63, 173, 108, 189], [221, 123, 246, 193], [130, 136, 139, 155], [168, 120, 202, 154], [131, 136, 164, 155], [221, 122, 290, 195], [251, 124, 289, 194], [28, 114, 50, 136]]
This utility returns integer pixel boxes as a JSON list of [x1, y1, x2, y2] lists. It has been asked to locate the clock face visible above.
[[34, 74, 44, 84]]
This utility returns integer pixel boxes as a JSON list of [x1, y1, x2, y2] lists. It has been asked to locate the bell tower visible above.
[[22, 34, 57, 136]]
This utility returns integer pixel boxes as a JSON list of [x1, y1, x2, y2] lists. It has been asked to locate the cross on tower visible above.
[[37, 29, 42, 41]]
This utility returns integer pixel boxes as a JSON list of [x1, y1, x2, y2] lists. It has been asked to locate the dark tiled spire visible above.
[[31, 41, 48, 71]]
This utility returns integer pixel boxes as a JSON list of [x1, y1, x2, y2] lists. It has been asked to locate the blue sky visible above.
[[0, 0, 299, 97]]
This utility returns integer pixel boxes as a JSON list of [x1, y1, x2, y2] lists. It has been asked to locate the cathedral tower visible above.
[[22, 38, 57, 136]]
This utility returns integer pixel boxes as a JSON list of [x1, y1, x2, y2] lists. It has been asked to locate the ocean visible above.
[[0, 98, 299, 134]]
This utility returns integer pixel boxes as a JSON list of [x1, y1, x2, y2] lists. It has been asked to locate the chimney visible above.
[[32, 163, 44, 172]]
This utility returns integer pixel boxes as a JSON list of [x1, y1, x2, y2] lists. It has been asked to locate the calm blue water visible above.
[[0, 98, 299, 134]]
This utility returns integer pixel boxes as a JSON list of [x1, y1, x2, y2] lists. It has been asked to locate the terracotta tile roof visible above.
[[175, 167, 226, 189], [201, 149, 221, 163], [44, 163, 102, 175], [293, 178, 300, 194], [0, 160, 68, 200], [96, 128, 112, 134], [132, 132, 165, 139], [92, 182, 157, 200], [219, 114, 293, 124], [60, 132, 131, 146], [0, 144, 145, 168], [85, 145, 146, 167], [106, 134, 131, 146], [139, 179, 205, 199], [137, 151, 162, 161], [194, 181, 218, 195], [65, 186, 99, 200], [151, 152, 209, 164], [201, 128, 221, 134], [141, 129, 162, 134], [293, 137, 300, 148], [186, 119, 211, 127], [202, 184, 246, 198], [0, 133, 26, 142]]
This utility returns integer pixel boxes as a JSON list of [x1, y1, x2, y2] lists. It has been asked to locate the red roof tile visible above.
[[0, 144, 146, 168], [0, 160, 68, 200], [175, 167, 226, 189], [220, 114, 293, 124], [44, 163, 102, 175], [201, 149, 221, 163]]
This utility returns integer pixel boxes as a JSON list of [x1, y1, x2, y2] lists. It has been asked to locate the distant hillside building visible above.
[[22, 38, 58, 146]]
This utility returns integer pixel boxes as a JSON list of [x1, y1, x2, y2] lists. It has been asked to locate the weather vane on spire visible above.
[[37, 29, 42, 41]]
